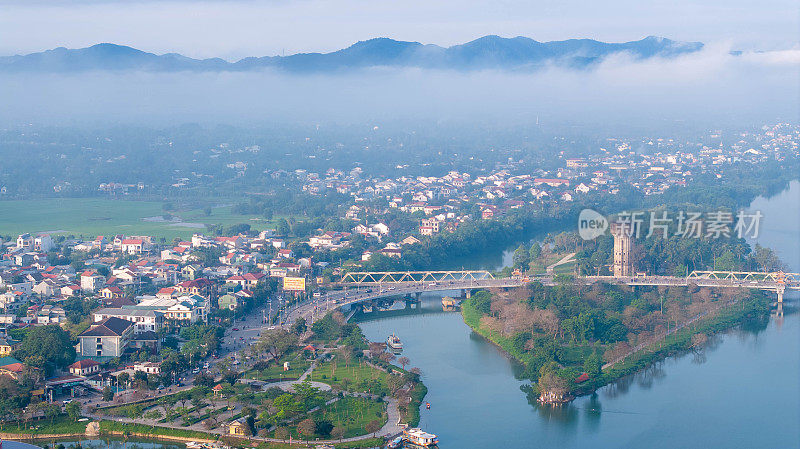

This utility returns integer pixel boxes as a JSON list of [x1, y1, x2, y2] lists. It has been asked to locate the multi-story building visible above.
[[78, 317, 135, 358]]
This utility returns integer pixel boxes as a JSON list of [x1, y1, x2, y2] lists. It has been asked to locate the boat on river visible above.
[[387, 333, 403, 351], [441, 296, 457, 310], [403, 428, 439, 447], [387, 436, 404, 448]]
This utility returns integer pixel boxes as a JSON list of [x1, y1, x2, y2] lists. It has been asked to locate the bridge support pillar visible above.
[[777, 286, 785, 304], [461, 289, 471, 299], [415, 292, 422, 301]]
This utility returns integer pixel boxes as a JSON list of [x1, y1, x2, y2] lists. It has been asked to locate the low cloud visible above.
[[0, 45, 796, 130]]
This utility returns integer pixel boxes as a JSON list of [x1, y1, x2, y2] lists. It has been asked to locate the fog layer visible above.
[[1, 45, 797, 129]]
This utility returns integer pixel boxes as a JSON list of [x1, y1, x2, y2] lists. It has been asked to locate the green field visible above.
[[311, 360, 393, 394], [0, 198, 276, 239]]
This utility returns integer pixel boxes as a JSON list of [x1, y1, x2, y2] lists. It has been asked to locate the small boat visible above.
[[387, 333, 403, 351], [387, 436, 404, 448], [185, 442, 203, 449], [425, 402, 431, 409], [441, 296, 457, 310], [403, 428, 438, 447]]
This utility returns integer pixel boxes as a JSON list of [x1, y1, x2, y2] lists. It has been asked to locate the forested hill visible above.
[[0, 36, 702, 73]]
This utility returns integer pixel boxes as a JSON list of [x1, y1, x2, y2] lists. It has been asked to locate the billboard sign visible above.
[[283, 276, 306, 291]]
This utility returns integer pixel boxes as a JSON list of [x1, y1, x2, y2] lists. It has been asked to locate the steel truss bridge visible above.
[[333, 269, 799, 305], [688, 270, 799, 284], [289, 270, 798, 326], [582, 270, 798, 303], [339, 270, 495, 285]]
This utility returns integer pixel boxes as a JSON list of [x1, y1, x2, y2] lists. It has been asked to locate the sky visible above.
[[0, 0, 798, 59], [0, 0, 797, 128]]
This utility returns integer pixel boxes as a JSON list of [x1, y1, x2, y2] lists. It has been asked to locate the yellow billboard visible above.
[[283, 276, 306, 291]]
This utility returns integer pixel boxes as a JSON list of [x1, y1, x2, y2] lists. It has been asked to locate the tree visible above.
[[193, 371, 215, 387], [254, 329, 296, 360], [752, 244, 785, 272], [293, 379, 321, 409], [14, 325, 75, 375], [102, 386, 114, 402], [314, 419, 333, 437], [583, 351, 602, 377], [117, 372, 130, 389], [65, 401, 81, 421], [290, 317, 307, 336], [529, 242, 542, 260], [274, 427, 290, 441], [512, 244, 531, 271], [330, 426, 345, 440], [365, 419, 382, 436], [42, 403, 60, 425], [272, 393, 300, 417], [276, 218, 291, 237], [297, 418, 316, 438], [397, 356, 410, 370]]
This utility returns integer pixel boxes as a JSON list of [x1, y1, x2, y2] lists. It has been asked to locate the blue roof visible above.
[[0, 356, 22, 367]]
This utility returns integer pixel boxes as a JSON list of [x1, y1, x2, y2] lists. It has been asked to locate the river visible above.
[[358, 180, 800, 449]]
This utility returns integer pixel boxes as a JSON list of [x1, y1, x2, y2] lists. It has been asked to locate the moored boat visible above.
[[387, 333, 403, 351], [403, 428, 438, 447], [386, 436, 404, 448]]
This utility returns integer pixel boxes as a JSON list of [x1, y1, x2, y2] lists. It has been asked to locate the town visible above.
[[0, 122, 797, 449]]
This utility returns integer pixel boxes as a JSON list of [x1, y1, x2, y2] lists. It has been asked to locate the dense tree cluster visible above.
[[464, 281, 767, 391]]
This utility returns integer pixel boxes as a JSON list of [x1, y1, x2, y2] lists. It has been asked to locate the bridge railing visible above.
[[688, 270, 798, 283], [339, 270, 495, 285]]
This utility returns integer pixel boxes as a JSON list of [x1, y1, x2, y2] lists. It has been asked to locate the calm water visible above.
[[359, 181, 800, 449]]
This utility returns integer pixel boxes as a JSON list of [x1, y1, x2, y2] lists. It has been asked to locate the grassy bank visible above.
[[461, 300, 529, 363], [98, 420, 212, 439], [405, 382, 428, 427], [0, 416, 88, 435]]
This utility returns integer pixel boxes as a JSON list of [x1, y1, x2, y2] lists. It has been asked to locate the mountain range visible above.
[[0, 35, 703, 73]]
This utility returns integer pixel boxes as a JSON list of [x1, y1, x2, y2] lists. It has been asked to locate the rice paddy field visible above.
[[0, 198, 274, 239]]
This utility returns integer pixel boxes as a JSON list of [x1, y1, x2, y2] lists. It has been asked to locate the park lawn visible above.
[[0, 198, 277, 240], [268, 396, 387, 440], [309, 360, 392, 394], [0, 415, 87, 435], [310, 396, 388, 438], [246, 353, 312, 381]]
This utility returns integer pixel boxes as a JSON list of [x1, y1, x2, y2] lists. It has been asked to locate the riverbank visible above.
[[461, 286, 772, 401], [0, 417, 385, 449]]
